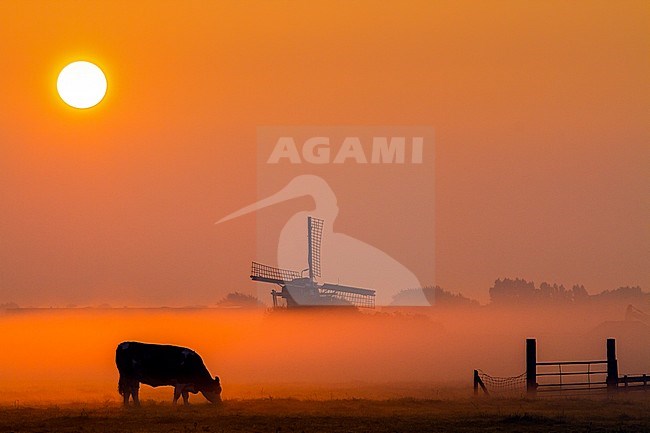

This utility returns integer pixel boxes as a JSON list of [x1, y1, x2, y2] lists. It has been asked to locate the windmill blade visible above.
[[307, 216, 324, 279], [320, 283, 375, 308], [250, 261, 301, 285]]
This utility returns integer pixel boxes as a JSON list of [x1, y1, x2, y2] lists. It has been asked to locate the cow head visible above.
[[200, 376, 222, 404]]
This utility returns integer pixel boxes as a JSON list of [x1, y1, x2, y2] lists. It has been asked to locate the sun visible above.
[[57, 61, 107, 109]]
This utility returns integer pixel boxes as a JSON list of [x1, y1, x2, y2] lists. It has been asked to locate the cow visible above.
[[116, 341, 222, 406]]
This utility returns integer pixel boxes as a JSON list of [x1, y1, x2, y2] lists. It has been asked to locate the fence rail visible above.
[[536, 358, 609, 393], [474, 338, 650, 397], [537, 360, 607, 366], [619, 374, 650, 389]]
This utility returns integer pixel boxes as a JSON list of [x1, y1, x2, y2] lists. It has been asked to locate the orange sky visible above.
[[0, 1, 647, 306]]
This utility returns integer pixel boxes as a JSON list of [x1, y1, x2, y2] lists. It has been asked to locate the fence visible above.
[[473, 370, 526, 397], [526, 338, 618, 396], [474, 338, 648, 397]]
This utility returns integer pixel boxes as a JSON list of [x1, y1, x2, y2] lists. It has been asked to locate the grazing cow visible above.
[[116, 341, 222, 406]]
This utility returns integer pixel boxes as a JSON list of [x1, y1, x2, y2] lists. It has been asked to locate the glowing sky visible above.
[[0, 1, 647, 306]]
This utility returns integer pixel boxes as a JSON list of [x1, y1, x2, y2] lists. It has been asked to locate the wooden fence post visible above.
[[526, 338, 537, 397], [473, 369, 489, 396], [606, 338, 618, 393]]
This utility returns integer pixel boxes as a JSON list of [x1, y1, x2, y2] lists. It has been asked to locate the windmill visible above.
[[250, 216, 375, 308], [216, 175, 428, 306]]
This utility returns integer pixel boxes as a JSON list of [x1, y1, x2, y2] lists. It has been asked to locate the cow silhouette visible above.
[[116, 341, 222, 406]]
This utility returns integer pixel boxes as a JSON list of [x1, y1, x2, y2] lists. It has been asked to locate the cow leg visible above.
[[182, 391, 190, 406], [118, 376, 131, 407], [173, 385, 183, 405], [130, 382, 141, 407]]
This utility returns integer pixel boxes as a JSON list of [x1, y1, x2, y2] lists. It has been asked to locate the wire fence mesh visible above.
[[476, 370, 527, 397]]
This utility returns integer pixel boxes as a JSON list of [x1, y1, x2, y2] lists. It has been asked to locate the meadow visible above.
[[1, 306, 649, 431], [2, 396, 650, 433]]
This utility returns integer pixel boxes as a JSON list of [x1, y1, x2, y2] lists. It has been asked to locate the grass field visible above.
[[2, 396, 650, 433]]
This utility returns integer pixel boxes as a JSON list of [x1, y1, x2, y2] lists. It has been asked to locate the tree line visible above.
[[390, 279, 646, 308]]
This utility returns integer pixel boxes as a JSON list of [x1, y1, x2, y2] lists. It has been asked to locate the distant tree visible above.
[[426, 286, 479, 307], [217, 292, 265, 308], [489, 278, 536, 304], [390, 286, 479, 307], [571, 284, 589, 302], [489, 279, 647, 307], [0, 302, 19, 309], [592, 286, 647, 303], [538, 282, 572, 303], [390, 288, 427, 306], [490, 279, 605, 306]]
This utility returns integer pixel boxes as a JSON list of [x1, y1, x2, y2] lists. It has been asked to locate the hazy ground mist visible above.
[[1, 303, 648, 404]]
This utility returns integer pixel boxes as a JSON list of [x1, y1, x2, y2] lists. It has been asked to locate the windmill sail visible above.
[[250, 262, 301, 285], [307, 216, 323, 279], [320, 283, 375, 308]]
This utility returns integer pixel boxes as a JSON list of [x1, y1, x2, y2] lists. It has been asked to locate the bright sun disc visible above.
[[57, 61, 107, 109]]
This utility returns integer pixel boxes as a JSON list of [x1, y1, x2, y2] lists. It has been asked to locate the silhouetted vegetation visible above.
[[489, 278, 537, 304], [489, 278, 647, 307], [391, 286, 479, 307], [387, 279, 648, 310], [216, 292, 265, 308], [591, 286, 646, 302]]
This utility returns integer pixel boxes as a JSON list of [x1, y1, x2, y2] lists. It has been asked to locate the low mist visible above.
[[1, 302, 648, 404]]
